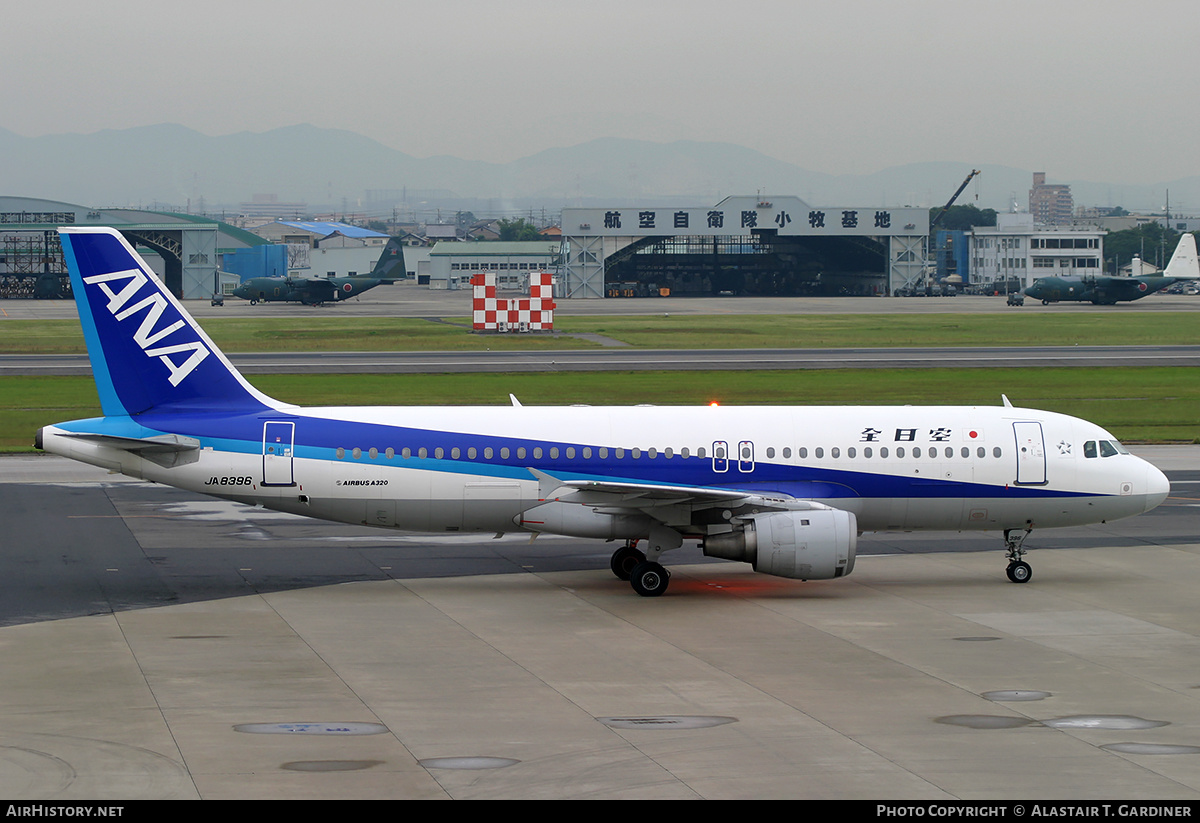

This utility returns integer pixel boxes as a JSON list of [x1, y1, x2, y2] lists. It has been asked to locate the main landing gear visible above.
[[610, 541, 671, 597], [1003, 527, 1033, 583], [610, 542, 645, 580]]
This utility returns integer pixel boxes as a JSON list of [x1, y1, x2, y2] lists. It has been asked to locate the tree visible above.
[[498, 218, 541, 241], [1104, 222, 1184, 272], [930, 204, 997, 234]]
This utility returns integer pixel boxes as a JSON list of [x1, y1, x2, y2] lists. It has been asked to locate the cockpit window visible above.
[[1085, 439, 1128, 458]]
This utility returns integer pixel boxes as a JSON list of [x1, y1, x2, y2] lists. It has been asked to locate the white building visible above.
[[428, 241, 562, 290], [969, 213, 1103, 288]]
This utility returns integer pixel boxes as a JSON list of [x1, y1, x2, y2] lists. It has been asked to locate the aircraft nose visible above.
[[1144, 460, 1170, 512]]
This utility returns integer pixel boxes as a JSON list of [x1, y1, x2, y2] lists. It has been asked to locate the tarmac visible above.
[[1, 448, 1198, 800]]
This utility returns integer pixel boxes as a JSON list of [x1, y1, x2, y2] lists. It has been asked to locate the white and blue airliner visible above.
[[37, 227, 1171, 596]]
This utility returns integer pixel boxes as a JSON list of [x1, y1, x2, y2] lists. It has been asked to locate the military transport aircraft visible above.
[[39, 228, 1170, 596], [1024, 233, 1199, 305], [232, 273, 395, 305], [231, 237, 406, 305]]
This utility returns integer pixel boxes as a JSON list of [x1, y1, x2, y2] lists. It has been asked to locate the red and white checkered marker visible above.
[[472, 271, 555, 331]]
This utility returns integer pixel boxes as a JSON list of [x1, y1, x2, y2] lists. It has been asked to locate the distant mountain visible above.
[[0, 124, 1192, 214]]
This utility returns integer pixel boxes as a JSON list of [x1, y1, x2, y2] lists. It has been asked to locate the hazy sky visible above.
[[3, 0, 1196, 185]]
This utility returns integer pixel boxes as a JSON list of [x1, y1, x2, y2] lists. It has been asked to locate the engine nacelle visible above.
[[703, 509, 857, 580], [516, 501, 655, 540]]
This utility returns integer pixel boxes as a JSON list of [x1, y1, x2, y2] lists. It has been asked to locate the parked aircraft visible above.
[[232, 274, 396, 305], [231, 237, 405, 305], [39, 228, 1170, 596], [1024, 233, 1200, 305]]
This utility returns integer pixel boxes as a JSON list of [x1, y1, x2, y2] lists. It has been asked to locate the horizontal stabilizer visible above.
[[52, 431, 200, 468]]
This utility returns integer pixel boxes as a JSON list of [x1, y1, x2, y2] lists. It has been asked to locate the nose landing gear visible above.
[[1004, 526, 1033, 583]]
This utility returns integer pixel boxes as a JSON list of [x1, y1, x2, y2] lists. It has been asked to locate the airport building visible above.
[[428, 241, 563, 290], [560, 196, 929, 298], [967, 213, 1104, 289], [250, 220, 391, 280], [0, 196, 266, 299]]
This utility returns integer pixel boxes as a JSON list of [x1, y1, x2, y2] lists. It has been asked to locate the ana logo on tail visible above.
[[82, 265, 210, 386]]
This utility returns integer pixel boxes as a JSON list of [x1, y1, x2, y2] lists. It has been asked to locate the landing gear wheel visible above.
[[1006, 561, 1032, 583], [610, 544, 646, 581], [630, 561, 670, 597]]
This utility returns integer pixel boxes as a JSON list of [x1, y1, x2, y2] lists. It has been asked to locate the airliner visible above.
[[37, 228, 1171, 596]]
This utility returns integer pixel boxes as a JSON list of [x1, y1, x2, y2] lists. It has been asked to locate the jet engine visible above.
[[703, 509, 857, 580]]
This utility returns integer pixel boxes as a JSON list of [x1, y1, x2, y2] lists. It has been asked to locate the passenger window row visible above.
[[332, 444, 1007, 461], [777, 446, 1004, 459]]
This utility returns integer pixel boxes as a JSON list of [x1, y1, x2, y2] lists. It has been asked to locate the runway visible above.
[[7, 344, 1200, 375], [3, 451, 1199, 799]]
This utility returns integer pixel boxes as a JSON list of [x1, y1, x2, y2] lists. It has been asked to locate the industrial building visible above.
[[250, 221, 392, 282], [428, 241, 562, 290], [0, 196, 267, 299]]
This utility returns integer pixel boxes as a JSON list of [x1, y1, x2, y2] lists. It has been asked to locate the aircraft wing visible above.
[[528, 469, 832, 514], [1100, 276, 1171, 300], [295, 278, 339, 295]]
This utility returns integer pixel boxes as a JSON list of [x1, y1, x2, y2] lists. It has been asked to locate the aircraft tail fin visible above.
[[59, 227, 283, 417], [370, 236, 407, 281], [1164, 233, 1200, 280]]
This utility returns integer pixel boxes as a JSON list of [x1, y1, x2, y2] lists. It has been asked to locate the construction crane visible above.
[[894, 169, 982, 296], [930, 169, 981, 230]]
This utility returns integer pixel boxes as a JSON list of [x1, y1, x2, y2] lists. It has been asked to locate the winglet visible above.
[[1002, 394, 1013, 408]]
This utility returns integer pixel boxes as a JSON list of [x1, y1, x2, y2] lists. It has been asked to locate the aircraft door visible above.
[[712, 441, 729, 473], [263, 421, 296, 486], [737, 440, 755, 473], [1013, 421, 1046, 485]]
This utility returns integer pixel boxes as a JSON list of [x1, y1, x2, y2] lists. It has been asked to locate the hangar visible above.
[[0, 196, 265, 299], [561, 195, 928, 298]]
